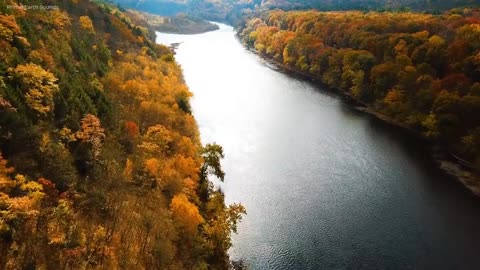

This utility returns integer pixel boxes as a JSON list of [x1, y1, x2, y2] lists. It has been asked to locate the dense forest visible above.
[[260, 0, 480, 13], [0, 0, 244, 269], [239, 9, 480, 170]]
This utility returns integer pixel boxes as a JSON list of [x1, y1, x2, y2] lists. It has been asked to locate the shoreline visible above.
[[243, 43, 480, 197], [129, 10, 219, 35], [153, 27, 219, 35]]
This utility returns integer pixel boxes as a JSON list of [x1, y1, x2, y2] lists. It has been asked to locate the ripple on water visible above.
[[157, 24, 480, 270]]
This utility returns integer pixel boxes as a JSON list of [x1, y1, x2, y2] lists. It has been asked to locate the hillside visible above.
[[0, 0, 244, 269], [239, 9, 480, 173], [128, 11, 219, 34], [260, 0, 480, 12]]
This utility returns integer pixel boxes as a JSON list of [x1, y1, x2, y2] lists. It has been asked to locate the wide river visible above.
[[157, 24, 480, 269]]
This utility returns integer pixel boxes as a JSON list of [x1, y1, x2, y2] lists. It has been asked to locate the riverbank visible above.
[[243, 42, 480, 197], [158, 23, 480, 268], [128, 10, 219, 34]]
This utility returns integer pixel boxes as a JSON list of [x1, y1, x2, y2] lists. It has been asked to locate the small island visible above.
[[128, 10, 219, 34]]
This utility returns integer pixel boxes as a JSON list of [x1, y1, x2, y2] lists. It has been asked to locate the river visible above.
[[156, 23, 480, 270]]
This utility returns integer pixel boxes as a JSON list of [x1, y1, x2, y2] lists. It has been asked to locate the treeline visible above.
[[239, 9, 480, 168], [111, 0, 259, 24], [111, 0, 480, 26], [0, 0, 243, 269], [127, 11, 220, 34], [260, 0, 480, 13]]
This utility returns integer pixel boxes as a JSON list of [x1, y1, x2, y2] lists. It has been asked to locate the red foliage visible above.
[[463, 17, 480, 25], [38, 178, 59, 203], [441, 73, 471, 92], [125, 121, 139, 138]]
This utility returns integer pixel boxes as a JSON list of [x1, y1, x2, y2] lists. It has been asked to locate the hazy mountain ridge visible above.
[[111, 0, 480, 25], [128, 10, 219, 34]]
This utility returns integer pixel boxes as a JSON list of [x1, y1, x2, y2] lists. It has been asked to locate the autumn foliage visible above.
[[240, 9, 480, 168], [0, 0, 243, 269]]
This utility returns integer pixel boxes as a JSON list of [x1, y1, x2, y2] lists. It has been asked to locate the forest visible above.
[[259, 0, 480, 13], [3, 0, 480, 268], [0, 0, 244, 269], [239, 9, 480, 170]]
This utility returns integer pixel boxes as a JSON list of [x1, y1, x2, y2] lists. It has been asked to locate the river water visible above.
[[156, 23, 480, 270]]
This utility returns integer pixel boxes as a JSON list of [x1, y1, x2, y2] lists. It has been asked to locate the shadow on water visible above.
[[267, 60, 478, 201]]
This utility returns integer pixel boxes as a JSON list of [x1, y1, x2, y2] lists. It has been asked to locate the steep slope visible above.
[[0, 0, 243, 269]]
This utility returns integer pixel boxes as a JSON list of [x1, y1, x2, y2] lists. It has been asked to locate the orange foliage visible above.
[[125, 121, 140, 138], [145, 158, 161, 176], [170, 193, 203, 236]]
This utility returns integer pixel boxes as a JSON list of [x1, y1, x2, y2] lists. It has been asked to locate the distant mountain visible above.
[[111, 0, 189, 16], [111, 0, 259, 23]]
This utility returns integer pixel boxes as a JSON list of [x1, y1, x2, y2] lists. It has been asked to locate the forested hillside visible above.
[[239, 9, 480, 169], [0, 0, 244, 269], [260, 0, 480, 12]]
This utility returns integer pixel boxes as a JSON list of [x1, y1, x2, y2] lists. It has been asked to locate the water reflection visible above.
[[157, 23, 480, 270]]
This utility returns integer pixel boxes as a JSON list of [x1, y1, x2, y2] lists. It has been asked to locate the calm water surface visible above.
[[157, 24, 480, 270]]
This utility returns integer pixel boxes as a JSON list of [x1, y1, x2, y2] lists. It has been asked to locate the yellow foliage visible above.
[[138, 124, 173, 156], [170, 193, 203, 236], [0, 15, 20, 42], [11, 63, 59, 116], [384, 88, 405, 105], [50, 10, 71, 30], [124, 158, 134, 179], [0, 153, 45, 240], [76, 114, 105, 159], [0, 1, 223, 268], [394, 39, 408, 56], [39, 133, 51, 153], [16, 36, 30, 47], [47, 199, 74, 245], [79, 16, 95, 32], [59, 127, 77, 143], [428, 35, 446, 47], [28, 48, 55, 70], [0, 152, 14, 189]]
